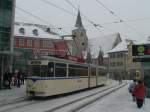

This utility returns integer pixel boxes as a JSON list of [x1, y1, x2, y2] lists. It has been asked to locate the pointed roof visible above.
[[89, 33, 122, 57], [75, 10, 84, 28]]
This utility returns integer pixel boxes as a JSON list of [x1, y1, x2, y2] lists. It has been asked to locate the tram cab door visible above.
[[48, 62, 54, 77]]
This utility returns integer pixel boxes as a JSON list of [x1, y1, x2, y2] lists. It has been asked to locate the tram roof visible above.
[[29, 56, 106, 68], [31, 56, 88, 66]]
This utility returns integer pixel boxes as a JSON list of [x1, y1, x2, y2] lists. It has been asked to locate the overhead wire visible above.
[[64, 0, 114, 36], [95, 0, 146, 38], [16, 5, 69, 35], [17, 0, 149, 38], [41, 0, 76, 16]]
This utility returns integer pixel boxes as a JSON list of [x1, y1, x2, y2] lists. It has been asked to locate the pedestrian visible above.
[[133, 80, 147, 108], [17, 70, 21, 87], [3, 71, 12, 89], [118, 75, 122, 84], [128, 79, 136, 101], [21, 72, 25, 85]]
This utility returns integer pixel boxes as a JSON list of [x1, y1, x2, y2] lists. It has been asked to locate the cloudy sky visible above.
[[15, 0, 150, 40]]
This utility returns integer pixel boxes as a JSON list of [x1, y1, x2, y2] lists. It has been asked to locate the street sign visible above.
[[132, 44, 150, 56]]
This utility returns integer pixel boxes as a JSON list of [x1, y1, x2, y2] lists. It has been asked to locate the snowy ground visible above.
[[0, 85, 26, 105], [0, 80, 149, 112], [78, 84, 150, 112]]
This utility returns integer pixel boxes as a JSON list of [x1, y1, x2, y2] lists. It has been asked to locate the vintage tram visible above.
[[26, 56, 107, 97]]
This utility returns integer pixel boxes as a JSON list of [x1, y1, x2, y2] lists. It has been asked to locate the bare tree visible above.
[[86, 48, 92, 64], [98, 46, 104, 65]]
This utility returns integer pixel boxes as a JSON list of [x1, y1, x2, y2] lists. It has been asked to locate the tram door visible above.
[[48, 62, 54, 77]]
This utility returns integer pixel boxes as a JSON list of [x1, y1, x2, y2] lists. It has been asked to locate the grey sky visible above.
[[15, 0, 150, 40]]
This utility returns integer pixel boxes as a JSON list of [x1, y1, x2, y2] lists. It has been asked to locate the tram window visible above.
[[55, 63, 67, 77], [32, 65, 41, 76], [48, 62, 54, 77], [98, 68, 106, 76], [69, 64, 88, 76], [41, 66, 48, 77], [91, 68, 96, 76]]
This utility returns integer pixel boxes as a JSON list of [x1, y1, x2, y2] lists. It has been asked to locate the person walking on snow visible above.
[[128, 79, 136, 101], [133, 80, 147, 108]]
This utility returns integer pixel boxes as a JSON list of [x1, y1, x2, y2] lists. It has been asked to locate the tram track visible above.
[[45, 83, 127, 112], [0, 96, 27, 107], [0, 82, 127, 112], [0, 99, 43, 112]]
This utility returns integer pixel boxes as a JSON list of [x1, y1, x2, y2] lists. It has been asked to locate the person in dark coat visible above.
[[17, 71, 21, 87], [3, 71, 12, 89], [133, 80, 147, 108]]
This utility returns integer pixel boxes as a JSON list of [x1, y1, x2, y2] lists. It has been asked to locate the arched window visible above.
[[19, 27, 25, 35], [33, 29, 38, 36]]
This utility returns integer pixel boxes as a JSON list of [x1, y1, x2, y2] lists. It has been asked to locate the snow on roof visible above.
[[89, 33, 121, 58], [14, 22, 61, 39], [107, 40, 128, 53]]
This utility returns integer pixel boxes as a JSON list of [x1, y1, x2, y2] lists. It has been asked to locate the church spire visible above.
[[75, 10, 84, 28]]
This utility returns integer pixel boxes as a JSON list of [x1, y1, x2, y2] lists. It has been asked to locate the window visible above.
[[110, 53, 116, 58], [19, 28, 25, 35], [34, 40, 40, 48], [19, 39, 24, 47], [29, 65, 48, 77], [43, 40, 48, 48], [69, 64, 88, 76], [40, 66, 48, 77], [48, 62, 54, 77], [55, 63, 67, 77], [46, 28, 50, 32], [98, 68, 106, 77], [33, 29, 38, 36], [30, 65, 41, 77], [91, 67, 96, 76], [27, 39, 32, 47]]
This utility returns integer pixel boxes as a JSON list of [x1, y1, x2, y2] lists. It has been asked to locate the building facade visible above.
[[0, 0, 15, 88], [126, 42, 141, 79], [108, 40, 141, 80], [13, 22, 72, 71]]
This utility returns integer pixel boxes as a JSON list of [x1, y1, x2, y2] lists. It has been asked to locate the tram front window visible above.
[[29, 65, 48, 77], [41, 65, 48, 77], [31, 65, 41, 77]]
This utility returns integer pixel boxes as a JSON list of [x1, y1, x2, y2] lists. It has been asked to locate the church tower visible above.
[[72, 10, 88, 57]]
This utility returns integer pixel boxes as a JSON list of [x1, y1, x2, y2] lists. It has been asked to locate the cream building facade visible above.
[[108, 40, 141, 80]]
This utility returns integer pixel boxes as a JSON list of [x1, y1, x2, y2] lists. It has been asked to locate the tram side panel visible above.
[[26, 62, 89, 97], [26, 77, 89, 97], [89, 67, 97, 87], [97, 68, 107, 86], [42, 78, 89, 96]]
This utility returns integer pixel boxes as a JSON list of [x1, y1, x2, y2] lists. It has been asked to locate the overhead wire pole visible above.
[[95, 0, 146, 38]]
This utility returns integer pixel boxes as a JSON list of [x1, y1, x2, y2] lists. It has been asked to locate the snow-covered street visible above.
[[0, 81, 149, 112], [78, 84, 150, 112]]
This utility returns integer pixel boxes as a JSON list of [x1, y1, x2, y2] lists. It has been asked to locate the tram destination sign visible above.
[[132, 44, 150, 56]]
